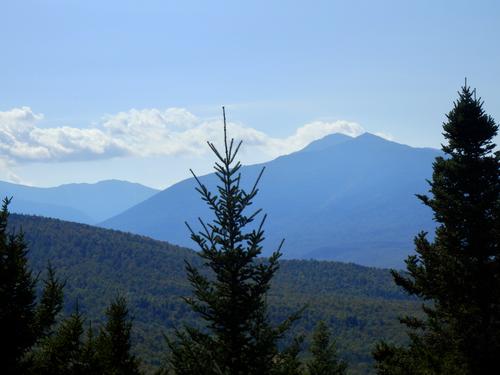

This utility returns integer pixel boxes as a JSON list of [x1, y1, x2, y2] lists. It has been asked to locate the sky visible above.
[[1, 0, 499, 189]]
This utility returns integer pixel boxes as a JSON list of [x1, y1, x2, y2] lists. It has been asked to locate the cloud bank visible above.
[[0, 106, 365, 165]]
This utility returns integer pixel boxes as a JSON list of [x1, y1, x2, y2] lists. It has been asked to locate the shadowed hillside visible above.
[[9, 213, 419, 374]]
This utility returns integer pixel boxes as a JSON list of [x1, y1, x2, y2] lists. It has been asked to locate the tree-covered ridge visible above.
[[0, 199, 140, 375], [9, 213, 418, 374]]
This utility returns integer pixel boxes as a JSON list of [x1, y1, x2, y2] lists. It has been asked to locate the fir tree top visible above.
[[442, 81, 498, 157]]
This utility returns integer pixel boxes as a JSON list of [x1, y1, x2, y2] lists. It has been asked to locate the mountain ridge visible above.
[[0, 179, 159, 224], [102, 133, 440, 268]]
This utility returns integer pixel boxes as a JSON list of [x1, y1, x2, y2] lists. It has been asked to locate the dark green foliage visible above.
[[81, 323, 102, 374], [1, 197, 142, 374], [307, 321, 347, 375], [0, 198, 64, 374], [374, 84, 500, 374], [33, 298, 141, 375], [97, 296, 141, 375], [32, 309, 88, 375], [167, 110, 300, 375], [164, 326, 222, 375], [372, 342, 423, 375], [34, 265, 65, 338], [272, 336, 304, 375], [11, 212, 418, 374], [0, 199, 36, 373]]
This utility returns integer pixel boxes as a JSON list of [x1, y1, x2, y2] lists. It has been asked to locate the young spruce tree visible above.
[[34, 297, 140, 375], [307, 321, 346, 375], [33, 309, 87, 375], [167, 108, 299, 375], [373, 83, 500, 374], [0, 198, 64, 374], [97, 296, 141, 375]]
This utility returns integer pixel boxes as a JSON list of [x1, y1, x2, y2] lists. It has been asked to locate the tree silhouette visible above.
[[374, 83, 500, 374], [167, 108, 300, 375], [0, 198, 64, 374]]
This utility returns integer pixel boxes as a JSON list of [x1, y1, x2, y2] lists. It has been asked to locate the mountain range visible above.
[[102, 133, 440, 268], [0, 179, 158, 224], [1, 133, 440, 268]]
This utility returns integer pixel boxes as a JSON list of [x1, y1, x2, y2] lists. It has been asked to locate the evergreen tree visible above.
[[33, 298, 140, 375], [33, 309, 87, 375], [272, 336, 304, 375], [80, 322, 103, 374], [373, 83, 500, 374], [167, 108, 300, 375], [97, 296, 141, 375], [307, 321, 346, 375], [35, 265, 65, 338], [0, 197, 64, 374]]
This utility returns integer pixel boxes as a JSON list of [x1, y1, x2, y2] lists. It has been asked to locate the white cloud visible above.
[[0, 107, 128, 162], [0, 106, 365, 165], [268, 120, 364, 155], [374, 131, 395, 141], [0, 157, 27, 185]]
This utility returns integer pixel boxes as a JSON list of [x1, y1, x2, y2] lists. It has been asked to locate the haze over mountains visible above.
[[0, 133, 440, 268], [0, 179, 158, 224], [102, 133, 440, 268]]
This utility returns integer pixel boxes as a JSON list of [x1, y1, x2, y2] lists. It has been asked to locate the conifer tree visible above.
[[272, 336, 304, 375], [0, 198, 64, 374], [307, 321, 346, 375], [167, 108, 300, 375], [33, 309, 87, 375], [80, 323, 102, 374], [97, 296, 141, 375], [33, 298, 140, 375], [373, 83, 500, 374]]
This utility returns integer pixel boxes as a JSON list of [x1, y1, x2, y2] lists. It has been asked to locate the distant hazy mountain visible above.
[[0, 179, 159, 223], [102, 133, 440, 268]]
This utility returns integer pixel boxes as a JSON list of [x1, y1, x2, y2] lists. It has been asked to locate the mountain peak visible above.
[[355, 132, 387, 141], [103, 132, 440, 268], [301, 133, 353, 153]]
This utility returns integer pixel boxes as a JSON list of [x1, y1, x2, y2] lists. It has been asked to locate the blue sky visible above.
[[1, 0, 499, 188]]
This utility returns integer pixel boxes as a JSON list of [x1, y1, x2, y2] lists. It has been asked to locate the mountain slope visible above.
[[102, 133, 439, 268], [0, 179, 159, 223], [10, 213, 418, 374]]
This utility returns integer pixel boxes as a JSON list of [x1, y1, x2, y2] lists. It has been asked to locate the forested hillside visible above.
[[9, 214, 418, 374]]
